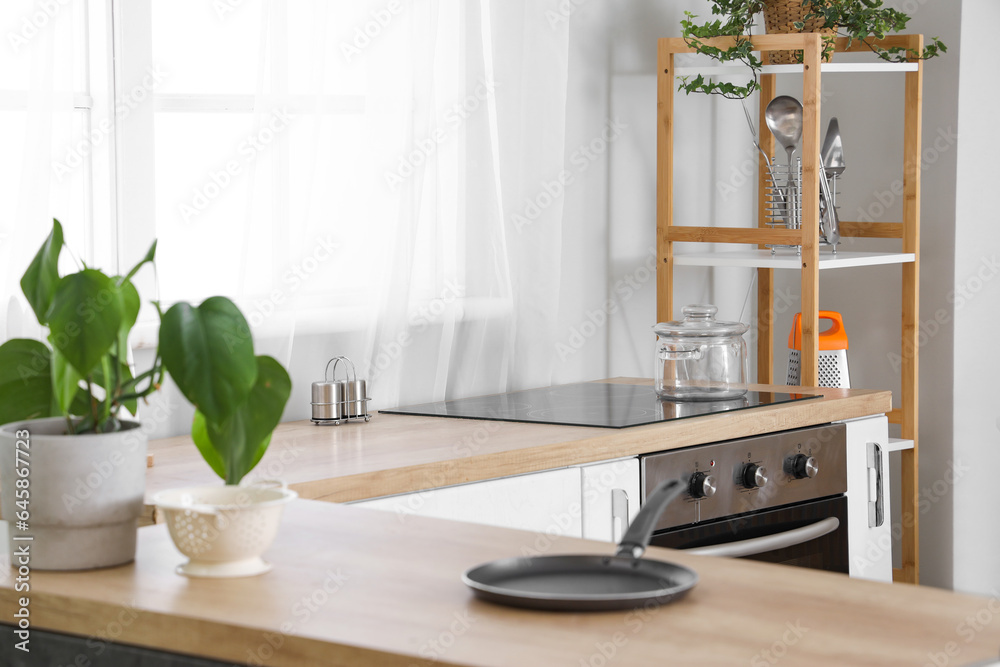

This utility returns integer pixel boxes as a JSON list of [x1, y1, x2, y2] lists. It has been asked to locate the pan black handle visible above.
[[615, 479, 685, 560]]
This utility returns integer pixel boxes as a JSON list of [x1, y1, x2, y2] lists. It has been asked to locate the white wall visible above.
[[951, 0, 1000, 596], [604, 0, 757, 381]]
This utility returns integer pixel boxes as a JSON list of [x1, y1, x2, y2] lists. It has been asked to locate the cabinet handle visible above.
[[867, 441, 884, 528], [611, 488, 629, 543]]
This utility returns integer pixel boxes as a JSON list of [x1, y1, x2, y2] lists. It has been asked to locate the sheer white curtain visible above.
[[362, 0, 572, 407], [146, 0, 572, 424], [0, 0, 104, 343], [1, 0, 572, 436]]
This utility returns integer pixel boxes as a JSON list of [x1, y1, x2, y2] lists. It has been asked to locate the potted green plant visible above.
[[678, 0, 946, 99], [0, 219, 292, 571]]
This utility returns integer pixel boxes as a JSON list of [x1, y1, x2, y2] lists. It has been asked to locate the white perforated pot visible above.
[[0, 418, 147, 570], [153, 481, 297, 577]]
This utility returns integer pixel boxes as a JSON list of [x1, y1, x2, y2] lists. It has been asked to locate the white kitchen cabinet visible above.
[[581, 458, 641, 543], [352, 467, 584, 537], [844, 415, 892, 582]]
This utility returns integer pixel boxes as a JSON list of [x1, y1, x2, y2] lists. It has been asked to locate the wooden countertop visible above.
[[4, 499, 998, 667], [146, 379, 892, 503]]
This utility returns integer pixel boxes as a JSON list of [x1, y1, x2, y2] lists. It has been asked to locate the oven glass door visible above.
[[649, 496, 849, 573]]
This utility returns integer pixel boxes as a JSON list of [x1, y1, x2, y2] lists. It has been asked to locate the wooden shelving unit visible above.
[[656, 33, 922, 584]]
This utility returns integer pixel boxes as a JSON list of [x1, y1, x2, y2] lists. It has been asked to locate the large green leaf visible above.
[[0, 339, 55, 424], [190, 411, 226, 480], [45, 269, 124, 377], [197, 356, 291, 484], [113, 277, 140, 381], [20, 219, 63, 326], [51, 347, 83, 415], [160, 297, 257, 424], [117, 278, 141, 335]]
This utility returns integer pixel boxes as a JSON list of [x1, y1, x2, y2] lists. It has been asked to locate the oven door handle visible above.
[[683, 517, 840, 558]]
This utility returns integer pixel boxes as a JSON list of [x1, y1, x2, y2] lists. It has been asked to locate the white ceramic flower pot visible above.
[[0, 417, 147, 570], [154, 483, 296, 578]]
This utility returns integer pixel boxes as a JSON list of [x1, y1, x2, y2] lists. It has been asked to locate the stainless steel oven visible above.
[[642, 423, 849, 573]]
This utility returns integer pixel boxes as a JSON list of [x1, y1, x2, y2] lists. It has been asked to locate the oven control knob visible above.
[[689, 472, 717, 499], [741, 464, 768, 489], [790, 454, 819, 479]]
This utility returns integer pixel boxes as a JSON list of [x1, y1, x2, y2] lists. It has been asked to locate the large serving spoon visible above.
[[765, 96, 803, 228], [765, 95, 804, 175]]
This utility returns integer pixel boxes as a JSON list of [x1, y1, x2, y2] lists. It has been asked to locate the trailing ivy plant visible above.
[[679, 0, 946, 100], [679, 1, 764, 100], [0, 219, 292, 484]]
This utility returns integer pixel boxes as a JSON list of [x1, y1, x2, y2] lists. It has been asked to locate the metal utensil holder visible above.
[[764, 157, 837, 253], [311, 356, 372, 426]]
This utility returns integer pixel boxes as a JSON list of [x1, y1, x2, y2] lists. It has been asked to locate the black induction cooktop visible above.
[[380, 382, 821, 429]]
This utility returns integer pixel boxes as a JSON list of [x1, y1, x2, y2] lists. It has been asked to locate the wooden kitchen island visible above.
[[144, 380, 891, 504], [4, 381, 997, 666], [3, 499, 999, 667]]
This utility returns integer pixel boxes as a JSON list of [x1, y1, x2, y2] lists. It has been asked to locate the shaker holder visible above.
[[311, 356, 372, 425]]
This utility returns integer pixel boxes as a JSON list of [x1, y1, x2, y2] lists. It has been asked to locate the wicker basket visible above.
[[763, 0, 837, 65]]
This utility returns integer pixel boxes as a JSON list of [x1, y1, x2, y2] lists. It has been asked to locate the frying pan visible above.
[[462, 479, 697, 611]]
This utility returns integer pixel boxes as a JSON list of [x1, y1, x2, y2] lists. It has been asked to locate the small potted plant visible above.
[[679, 0, 946, 99], [0, 219, 292, 572]]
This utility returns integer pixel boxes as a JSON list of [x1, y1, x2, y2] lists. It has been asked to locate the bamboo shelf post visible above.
[[656, 33, 922, 584]]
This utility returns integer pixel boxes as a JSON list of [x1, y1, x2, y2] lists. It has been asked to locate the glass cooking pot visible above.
[[653, 304, 749, 401]]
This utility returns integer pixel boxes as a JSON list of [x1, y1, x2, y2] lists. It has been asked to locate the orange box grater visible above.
[[786, 311, 850, 388]]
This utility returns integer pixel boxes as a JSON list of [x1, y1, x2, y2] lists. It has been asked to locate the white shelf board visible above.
[[673, 249, 915, 270], [887, 438, 915, 453], [675, 62, 918, 76]]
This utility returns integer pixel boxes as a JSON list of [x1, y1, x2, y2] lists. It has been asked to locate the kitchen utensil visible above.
[[742, 99, 787, 222], [786, 311, 850, 388], [462, 479, 697, 611], [765, 96, 804, 228], [653, 305, 749, 401], [821, 117, 845, 176], [311, 356, 372, 425], [153, 480, 297, 577], [818, 156, 841, 245], [763, 156, 802, 233], [820, 118, 844, 245]]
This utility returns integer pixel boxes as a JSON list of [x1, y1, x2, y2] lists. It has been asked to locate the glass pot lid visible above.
[[653, 304, 749, 338]]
